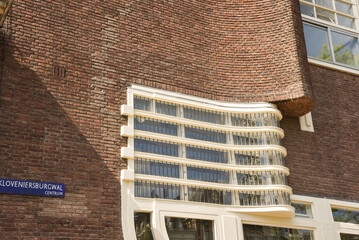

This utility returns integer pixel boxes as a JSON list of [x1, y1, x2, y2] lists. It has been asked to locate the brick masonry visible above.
[[0, 0, 355, 239], [282, 64, 359, 202]]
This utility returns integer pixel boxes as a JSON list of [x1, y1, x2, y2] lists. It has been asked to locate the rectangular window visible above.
[[165, 217, 214, 240], [292, 203, 313, 218], [243, 224, 314, 240], [332, 207, 359, 224], [134, 212, 154, 240], [300, 0, 359, 70], [341, 233, 359, 240]]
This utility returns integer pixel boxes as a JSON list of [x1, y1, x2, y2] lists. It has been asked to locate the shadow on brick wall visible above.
[[0, 37, 124, 239]]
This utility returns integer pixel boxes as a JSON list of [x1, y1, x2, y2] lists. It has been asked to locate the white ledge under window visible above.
[[308, 57, 359, 76]]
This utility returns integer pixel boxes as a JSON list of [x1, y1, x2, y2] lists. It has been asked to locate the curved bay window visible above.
[[121, 85, 294, 239]]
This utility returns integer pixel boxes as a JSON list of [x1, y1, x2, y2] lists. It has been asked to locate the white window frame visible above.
[[300, 0, 359, 74]]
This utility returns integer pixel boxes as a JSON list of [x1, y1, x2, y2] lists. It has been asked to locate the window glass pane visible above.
[[134, 138, 179, 157], [337, 15, 355, 29], [243, 224, 314, 240], [331, 31, 359, 68], [315, 0, 334, 9], [135, 180, 181, 200], [134, 97, 151, 111], [233, 132, 281, 145], [316, 8, 336, 23], [341, 233, 359, 240], [301, 3, 315, 17], [155, 101, 177, 116], [135, 117, 178, 136], [235, 151, 283, 166], [184, 107, 225, 125], [186, 146, 228, 164], [239, 191, 290, 206], [332, 208, 359, 223], [292, 203, 313, 218], [165, 217, 214, 240], [187, 166, 230, 183], [135, 159, 180, 178], [188, 187, 232, 205], [303, 23, 331, 60], [134, 212, 154, 240], [335, 1, 353, 15], [185, 127, 226, 144]]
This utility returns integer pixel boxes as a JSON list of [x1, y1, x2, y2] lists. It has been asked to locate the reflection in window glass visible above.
[[187, 166, 230, 184], [292, 203, 313, 218], [135, 180, 181, 200], [188, 187, 232, 205], [135, 159, 180, 178], [332, 208, 359, 224], [303, 23, 331, 60], [341, 233, 359, 240], [134, 97, 151, 111], [331, 31, 359, 68], [315, 0, 333, 9], [134, 212, 154, 240], [156, 101, 177, 116], [300, 3, 315, 17], [337, 15, 355, 29], [335, 1, 353, 15], [184, 107, 225, 125], [135, 117, 178, 136], [186, 146, 228, 164], [134, 138, 179, 157], [165, 217, 214, 240], [243, 224, 314, 240], [316, 8, 336, 23], [185, 127, 226, 144]]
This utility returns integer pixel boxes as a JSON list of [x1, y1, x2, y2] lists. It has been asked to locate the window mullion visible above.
[[178, 105, 188, 201], [327, 28, 337, 63]]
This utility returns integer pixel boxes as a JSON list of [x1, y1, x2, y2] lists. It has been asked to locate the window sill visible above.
[[308, 58, 359, 76]]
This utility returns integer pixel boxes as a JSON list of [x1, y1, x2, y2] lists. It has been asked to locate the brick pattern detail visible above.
[[0, 0, 319, 238], [282, 64, 359, 201]]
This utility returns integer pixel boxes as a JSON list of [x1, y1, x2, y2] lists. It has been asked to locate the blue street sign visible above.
[[0, 178, 65, 197]]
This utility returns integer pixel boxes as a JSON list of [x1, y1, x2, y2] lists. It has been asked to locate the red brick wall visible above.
[[282, 64, 359, 201], [0, 0, 328, 238]]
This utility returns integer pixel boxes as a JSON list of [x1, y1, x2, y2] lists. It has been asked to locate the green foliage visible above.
[[316, 43, 359, 68]]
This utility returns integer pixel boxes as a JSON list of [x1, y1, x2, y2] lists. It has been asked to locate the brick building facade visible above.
[[0, 0, 358, 239]]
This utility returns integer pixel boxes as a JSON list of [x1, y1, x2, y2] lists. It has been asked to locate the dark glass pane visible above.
[[184, 107, 225, 124], [134, 138, 178, 157], [135, 181, 181, 200], [303, 23, 331, 60], [243, 224, 314, 240], [134, 159, 179, 178], [187, 167, 230, 184], [134, 212, 154, 240], [135, 117, 178, 136], [185, 127, 226, 143], [341, 233, 359, 240], [134, 97, 151, 111], [156, 101, 177, 116], [188, 187, 232, 205], [332, 208, 359, 224], [186, 146, 228, 164], [292, 203, 313, 218], [300, 3, 315, 17], [331, 31, 359, 68], [165, 217, 214, 240]]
